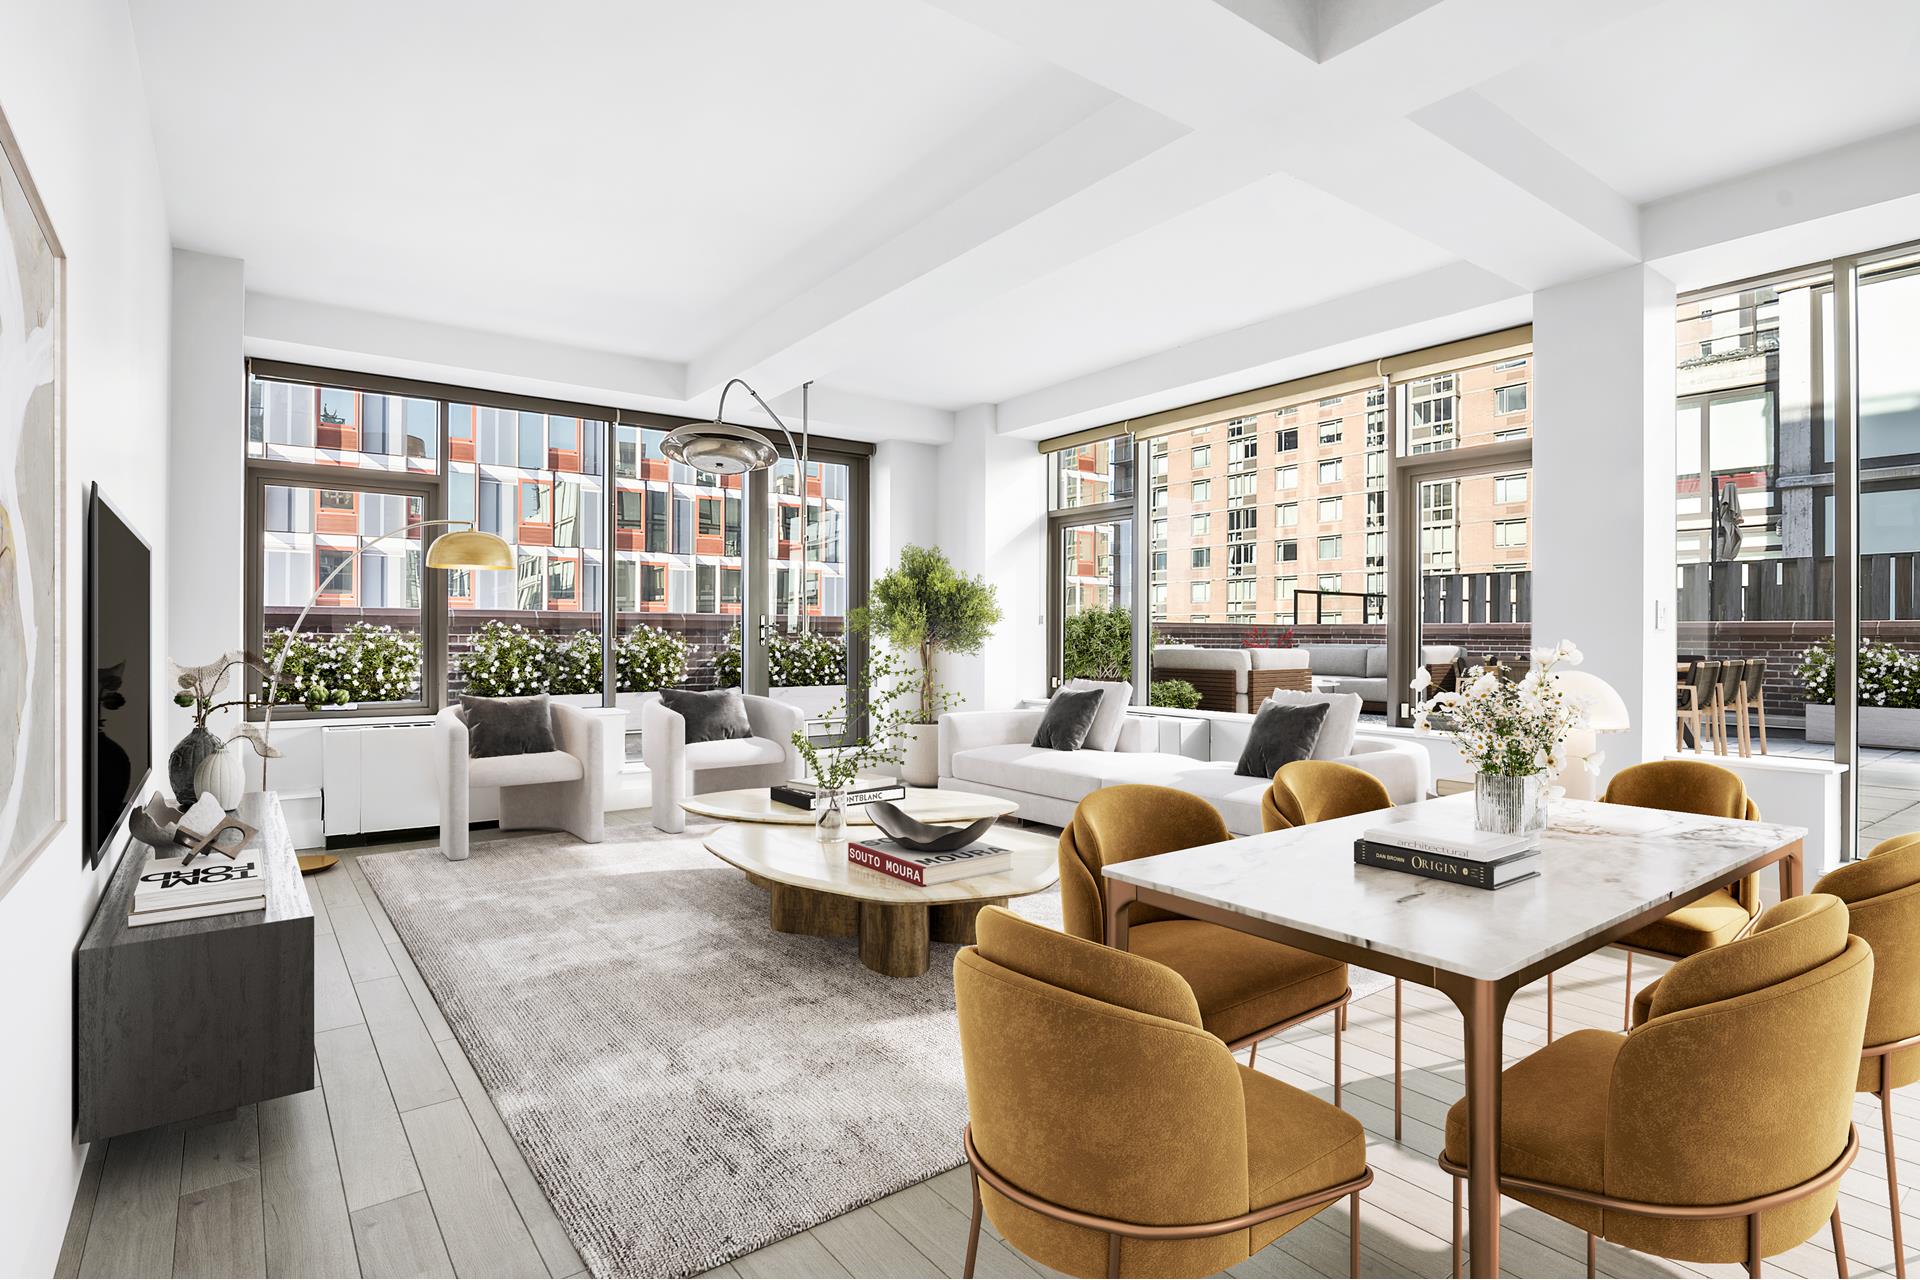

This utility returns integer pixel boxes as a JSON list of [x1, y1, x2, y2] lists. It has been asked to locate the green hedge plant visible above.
[[1148, 678, 1202, 710], [1062, 605, 1132, 682]]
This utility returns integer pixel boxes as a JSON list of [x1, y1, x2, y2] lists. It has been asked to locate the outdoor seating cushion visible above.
[[467, 749, 585, 789], [1308, 646, 1369, 678]]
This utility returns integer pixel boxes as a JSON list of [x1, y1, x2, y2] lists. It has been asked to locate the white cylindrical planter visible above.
[[901, 724, 939, 786]]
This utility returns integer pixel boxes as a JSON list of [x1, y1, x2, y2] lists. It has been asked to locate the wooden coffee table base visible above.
[[760, 879, 1007, 977]]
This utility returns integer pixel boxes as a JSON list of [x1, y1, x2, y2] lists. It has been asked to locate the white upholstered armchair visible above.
[[433, 701, 607, 861], [642, 693, 803, 833]]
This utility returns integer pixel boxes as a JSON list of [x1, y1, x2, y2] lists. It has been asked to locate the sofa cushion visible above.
[[684, 736, 785, 771], [1365, 646, 1388, 678], [1309, 646, 1368, 677], [1031, 687, 1104, 751], [1248, 648, 1311, 670], [1235, 702, 1328, 778], [1164, 764, 1268, 835], [661, 687, 752, 743], [1261, 690, 1361, 759], [1064, 678, 1133, 752], [461, 693, 556, 758], [468, 749, 584, 788], [952, 744, 1113, 802]]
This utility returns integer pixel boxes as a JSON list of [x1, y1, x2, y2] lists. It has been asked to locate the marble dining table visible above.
[[1100, 792, 1808, 1279]]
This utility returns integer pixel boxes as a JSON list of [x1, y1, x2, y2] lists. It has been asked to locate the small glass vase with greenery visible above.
[[853, 544, 1002, 785], [791, 648, 919, 841]]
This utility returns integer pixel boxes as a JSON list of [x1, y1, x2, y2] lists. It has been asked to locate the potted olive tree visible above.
[[856, 545, 1002, 786]]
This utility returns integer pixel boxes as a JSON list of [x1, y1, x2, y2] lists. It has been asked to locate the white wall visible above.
[[936, 404, 1047, 710], [0, 2, 173, 1272], [870, 439, 939, 574], [167, 250, 245, 742], [1531, 264, 1677, 774]]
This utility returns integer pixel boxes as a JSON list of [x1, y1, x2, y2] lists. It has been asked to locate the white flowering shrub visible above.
[[1408, 639, 1589, 778], [461, 621, 555, 697], [711, 627, 847, 688], [264, 623, 421, 706], [617, 625, 689, 693], [548, 630, 603, 695], [1799, 639, 1920, 708]]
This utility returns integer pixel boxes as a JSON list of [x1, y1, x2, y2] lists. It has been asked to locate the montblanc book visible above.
[[1356, 820, 1538, 863], [771, 780, 907, 811], [1353, 838, 1539, 891], [130, 848, 267, 925], [847, 838, 1012, 886]]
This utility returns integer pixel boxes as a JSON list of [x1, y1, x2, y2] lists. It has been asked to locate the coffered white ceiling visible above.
[[125, 0, 1920, 439]]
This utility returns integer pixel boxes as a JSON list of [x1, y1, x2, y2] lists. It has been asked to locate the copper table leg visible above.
[[1442, 973, 1512, 1279]]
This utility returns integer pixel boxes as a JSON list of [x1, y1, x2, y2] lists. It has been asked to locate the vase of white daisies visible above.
[[1409, 639, 1589, 835]]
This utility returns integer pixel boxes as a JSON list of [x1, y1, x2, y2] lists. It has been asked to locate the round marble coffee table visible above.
[[682, 785, 1018, 827], [704, 821, 1058, 978]]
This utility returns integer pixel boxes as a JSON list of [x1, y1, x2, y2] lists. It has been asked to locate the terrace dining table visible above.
[[1100, 793, 1807, 1279]]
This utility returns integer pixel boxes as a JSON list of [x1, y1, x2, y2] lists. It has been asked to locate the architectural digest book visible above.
[[847, 838, 1012, 886], [771, 780, 907, 811], [1353, 838, 1539, 890], [1356, 820, 1538, 863], [130, 849, 266, 926]]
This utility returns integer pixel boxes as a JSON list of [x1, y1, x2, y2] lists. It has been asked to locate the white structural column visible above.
[[167, 249, 249, 740], [1531, 264, 1678, 774], [937, 405, 1047, 711]]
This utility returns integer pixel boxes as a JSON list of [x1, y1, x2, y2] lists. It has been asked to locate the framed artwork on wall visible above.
[[0, 103, 67, 902]]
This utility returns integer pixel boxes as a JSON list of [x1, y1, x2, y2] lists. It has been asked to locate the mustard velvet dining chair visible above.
[[1058, 785, 1354, 1094], [1263, 761, 1409, 1139], [1813, 833, 1920, 1277], [1443, 893, 1870, 1279], [954, 906, 1373, 1278], [1589, 759, 1763, 1030]]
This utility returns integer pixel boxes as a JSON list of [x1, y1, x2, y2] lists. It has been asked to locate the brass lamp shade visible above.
[[426, 528, 513, 571]]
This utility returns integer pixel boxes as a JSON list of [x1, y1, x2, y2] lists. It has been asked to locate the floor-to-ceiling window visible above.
[[1676, 241, 1920, 859], [245, 363, 869, 748], [1041, 328, 1533, 722], [1047, 434, 1136, 688]]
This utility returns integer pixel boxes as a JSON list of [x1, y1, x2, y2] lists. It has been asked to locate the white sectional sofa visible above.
[[937, 702, 1430, 835]]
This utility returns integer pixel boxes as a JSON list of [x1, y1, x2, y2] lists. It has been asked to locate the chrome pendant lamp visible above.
[[661, 378, 812, 633]]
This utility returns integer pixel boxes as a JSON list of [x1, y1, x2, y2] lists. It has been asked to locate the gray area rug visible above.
[[359, 822, 1396, 1277], [358, 822, 1063, 1278]]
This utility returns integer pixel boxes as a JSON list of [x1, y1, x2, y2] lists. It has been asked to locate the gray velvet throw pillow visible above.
[[660, 687, 753, 743], [1030, 687, 1105, 751], [1235, 701, 1330, 778], [461, 694, 557, 759]]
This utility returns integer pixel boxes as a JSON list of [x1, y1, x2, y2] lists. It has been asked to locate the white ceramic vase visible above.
[[194, 739, 247, 811], [901, 723, 938, 787]]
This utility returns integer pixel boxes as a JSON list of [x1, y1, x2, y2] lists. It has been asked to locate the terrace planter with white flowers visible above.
[[1798, 639, 1920, 748]]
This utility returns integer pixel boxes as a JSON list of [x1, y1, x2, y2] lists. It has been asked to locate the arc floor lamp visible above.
[[260, 519, 513, 871]]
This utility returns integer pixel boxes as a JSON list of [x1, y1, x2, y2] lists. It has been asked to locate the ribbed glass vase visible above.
[[814, 791, 847, 844], [1475, 771, 1548, 835]]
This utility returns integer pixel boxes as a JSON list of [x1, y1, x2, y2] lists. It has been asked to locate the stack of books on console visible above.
[[769, 777, 906, 811], [130, 848, 267, 926], [847, 838, 1012, 887], [1353, 820, 1540, 891]]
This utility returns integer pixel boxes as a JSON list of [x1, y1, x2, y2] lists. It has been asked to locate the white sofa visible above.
[[938, 703, 1430, 835], [642, 692, 803, 833], [433, 701, 608, 861]]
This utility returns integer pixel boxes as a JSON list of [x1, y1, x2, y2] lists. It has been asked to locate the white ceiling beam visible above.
[[994, 260, 1526, 438], [245, 292, 953, 444], [1643, 121, 1920, 286], [684, 88, 1187, 401]]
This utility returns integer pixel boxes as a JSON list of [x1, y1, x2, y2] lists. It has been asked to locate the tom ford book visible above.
[[130, 849, 266, 926], [1353, 838, 1539, 890]]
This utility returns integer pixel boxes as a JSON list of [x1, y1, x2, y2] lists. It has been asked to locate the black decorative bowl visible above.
[[865, 801, 998, 852]]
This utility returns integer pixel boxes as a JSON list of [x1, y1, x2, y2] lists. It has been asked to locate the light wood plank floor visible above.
[[62, 819, 1917, 1279]]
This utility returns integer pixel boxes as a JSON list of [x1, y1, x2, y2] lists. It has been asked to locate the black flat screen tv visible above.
[[84, 483, 151, 867]]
